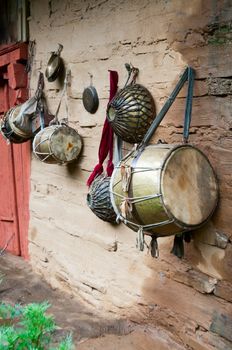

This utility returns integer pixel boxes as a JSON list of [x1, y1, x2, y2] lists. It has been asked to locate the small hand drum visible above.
[[33, 124, 82, 164]]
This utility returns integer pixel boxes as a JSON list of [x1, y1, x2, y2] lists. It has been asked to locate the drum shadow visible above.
[[66, 159, 82, 178], [65, 140, 84, 177]]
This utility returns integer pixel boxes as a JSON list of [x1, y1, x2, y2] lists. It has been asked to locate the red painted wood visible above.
[[0, 86, 4, 113], [8, 63, 27, 89], [0, 43, 30, 259], [0, 43, 28, 67], [0, 136, 21, 255], [12, 142, 31, 259], [16, 88, 28, 104]]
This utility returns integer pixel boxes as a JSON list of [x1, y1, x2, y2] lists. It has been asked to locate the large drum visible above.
[[110, 144, 218, 237], [33, 125, 82, 164], [107, 84, 155, 144], [1, 105, 33, 143]]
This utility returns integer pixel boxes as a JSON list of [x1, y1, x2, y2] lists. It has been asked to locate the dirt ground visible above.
[[0, 253, 183, 349]]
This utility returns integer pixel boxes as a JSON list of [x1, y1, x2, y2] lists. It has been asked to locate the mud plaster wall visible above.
[[28, 0, 232, 348]]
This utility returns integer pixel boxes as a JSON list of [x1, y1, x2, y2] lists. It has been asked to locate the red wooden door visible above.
[[0, 139, 21, 255], [0, 43, 30, 259]]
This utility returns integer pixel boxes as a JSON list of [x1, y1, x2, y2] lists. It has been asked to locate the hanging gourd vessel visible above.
[[107, 66, 156, 144], [0, 73, 46, 144], [87, 175, 117, 223]]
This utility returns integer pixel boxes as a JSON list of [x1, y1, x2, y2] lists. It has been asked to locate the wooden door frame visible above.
[[0, 42, 30, 259]]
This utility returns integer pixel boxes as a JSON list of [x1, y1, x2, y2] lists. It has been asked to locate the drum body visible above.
[[33, 125, 82, 164], [1, 106, 32, 143], [87, 175, 116, 223], [107, 84, 155, 144], [110, 144, 218, 237]]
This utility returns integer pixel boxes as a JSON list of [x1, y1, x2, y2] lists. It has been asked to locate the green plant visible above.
[[0, 301, 74, 350]]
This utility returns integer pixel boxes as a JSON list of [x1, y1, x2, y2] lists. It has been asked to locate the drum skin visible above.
[[1, 106, 32, 143], [110, 144, 218, 237], [107, 84, 155, 144], [87, 175, 116, 223], [33, 125, 82, 164]]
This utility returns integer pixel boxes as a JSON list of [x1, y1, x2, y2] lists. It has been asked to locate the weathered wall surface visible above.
[[28, 1, 232, 348]]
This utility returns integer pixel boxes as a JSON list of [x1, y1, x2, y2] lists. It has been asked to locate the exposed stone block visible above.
[[172, 268, 217, 294], [214, 280, 232, 303], [210, 312, 232, 342]]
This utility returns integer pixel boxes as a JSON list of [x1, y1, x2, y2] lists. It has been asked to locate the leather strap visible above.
[[139, 66, 195, 150]]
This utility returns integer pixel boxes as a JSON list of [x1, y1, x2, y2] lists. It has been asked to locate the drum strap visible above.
[[54, 70, 70, 124], [139, 66, 195, 150], [183, 67, 195, 143]]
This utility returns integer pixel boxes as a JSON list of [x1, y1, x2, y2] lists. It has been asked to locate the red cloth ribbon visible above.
[[87, 70, 118, 186]]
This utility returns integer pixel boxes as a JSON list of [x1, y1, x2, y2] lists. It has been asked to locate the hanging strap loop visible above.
[[183, 67, 195, 143], [35, 71, 44, 101], [138, 66, 195, 152], [53, 69, 70, 124]]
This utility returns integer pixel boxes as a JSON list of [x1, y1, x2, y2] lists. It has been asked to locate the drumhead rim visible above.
[[159, 144, 219, 229]]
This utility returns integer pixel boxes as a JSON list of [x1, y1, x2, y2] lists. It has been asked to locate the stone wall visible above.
[[28, 1, 232, 348]]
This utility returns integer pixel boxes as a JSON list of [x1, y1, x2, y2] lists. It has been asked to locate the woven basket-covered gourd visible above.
[[107, 84, 155, 144], [1, 105, 34, 144], [87, 175, 116, 223]]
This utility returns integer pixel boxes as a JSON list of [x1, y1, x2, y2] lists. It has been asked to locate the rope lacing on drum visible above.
[[120, 198, 133, 218], [120, 163, 132, 192], [116, 213, 174, 231]]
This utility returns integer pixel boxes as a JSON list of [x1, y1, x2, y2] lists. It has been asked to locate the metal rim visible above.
[[159, 144, 219, 230]]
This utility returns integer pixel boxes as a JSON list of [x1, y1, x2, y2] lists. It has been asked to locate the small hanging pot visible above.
[[45, 44, 63, 82], [82, 73, 99, 114]]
